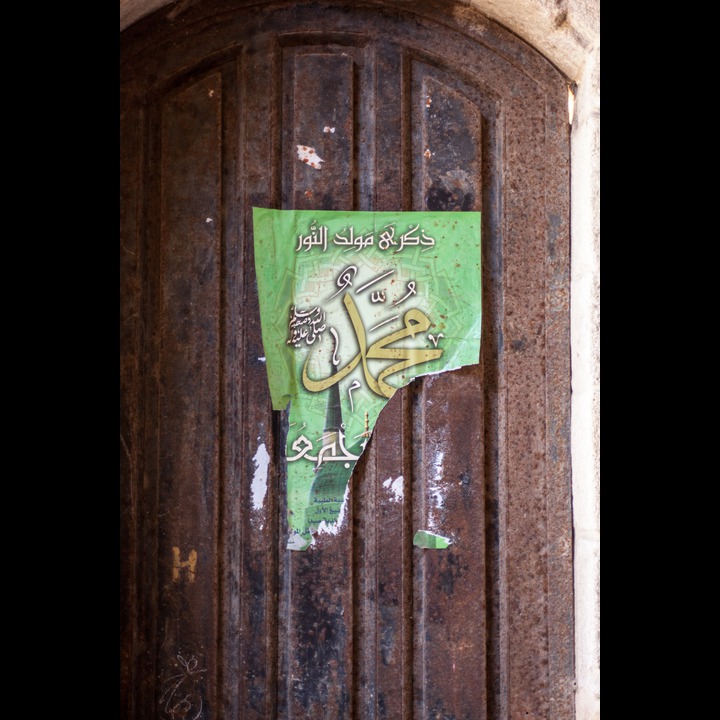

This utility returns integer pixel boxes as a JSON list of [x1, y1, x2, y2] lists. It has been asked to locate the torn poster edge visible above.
[[413, 529, 452, 549]]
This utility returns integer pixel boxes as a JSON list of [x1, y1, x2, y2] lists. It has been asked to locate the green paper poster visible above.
[[253, 208, 481, 551]]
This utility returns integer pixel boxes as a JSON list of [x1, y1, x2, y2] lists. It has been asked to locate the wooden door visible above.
[[120, 1, 573, 718]]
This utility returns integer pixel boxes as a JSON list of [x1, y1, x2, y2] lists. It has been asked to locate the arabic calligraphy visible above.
[[296, 221, 436, 253], [287, 305, 326, 346], [348, 379, 361, 413], [287, 429, 361, 467], [302, 292, 442, 398], [355, 268, 395, 293], [295, 220, 328, 252], [284, 248, 450, 481], [329, 265, 358, 299], [392, 281, 417, 306]]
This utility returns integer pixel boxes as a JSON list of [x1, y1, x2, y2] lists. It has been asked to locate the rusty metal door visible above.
[[120, 1, 573, 718]]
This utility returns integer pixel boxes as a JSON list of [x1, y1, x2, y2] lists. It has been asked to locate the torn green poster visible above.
[[252, 208, 481, 551]]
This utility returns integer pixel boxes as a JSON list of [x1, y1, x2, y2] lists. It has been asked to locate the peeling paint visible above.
[[433, 450, 445, 482], [323, 126, 336, 133], [297, 145, 324, 169], [429, 451, 445, 510], [383, 475, 404, 502], [251, 442, 270, 511], [426, 451, 446, 531], [315, 483, 350, 537], [424, 148, 432, 158]]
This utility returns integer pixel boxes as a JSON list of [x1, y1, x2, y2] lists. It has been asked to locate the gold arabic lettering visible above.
[[302, 293, 443, 398]]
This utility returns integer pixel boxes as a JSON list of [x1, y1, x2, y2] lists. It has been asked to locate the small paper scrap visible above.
[[297, 145, 323, 169], [413, 530, 452, 549]]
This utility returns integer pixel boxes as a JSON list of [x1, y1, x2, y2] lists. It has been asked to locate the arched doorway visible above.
[[121, 2, 574, 717]]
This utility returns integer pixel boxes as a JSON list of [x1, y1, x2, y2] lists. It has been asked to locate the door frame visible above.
[[119, 2, 600, 718]]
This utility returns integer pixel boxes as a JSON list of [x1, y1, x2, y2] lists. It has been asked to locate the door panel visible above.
[[120, 2, 573, 718]]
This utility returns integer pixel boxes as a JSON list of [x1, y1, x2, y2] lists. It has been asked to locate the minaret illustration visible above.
[[303, 378, 371, 537]]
